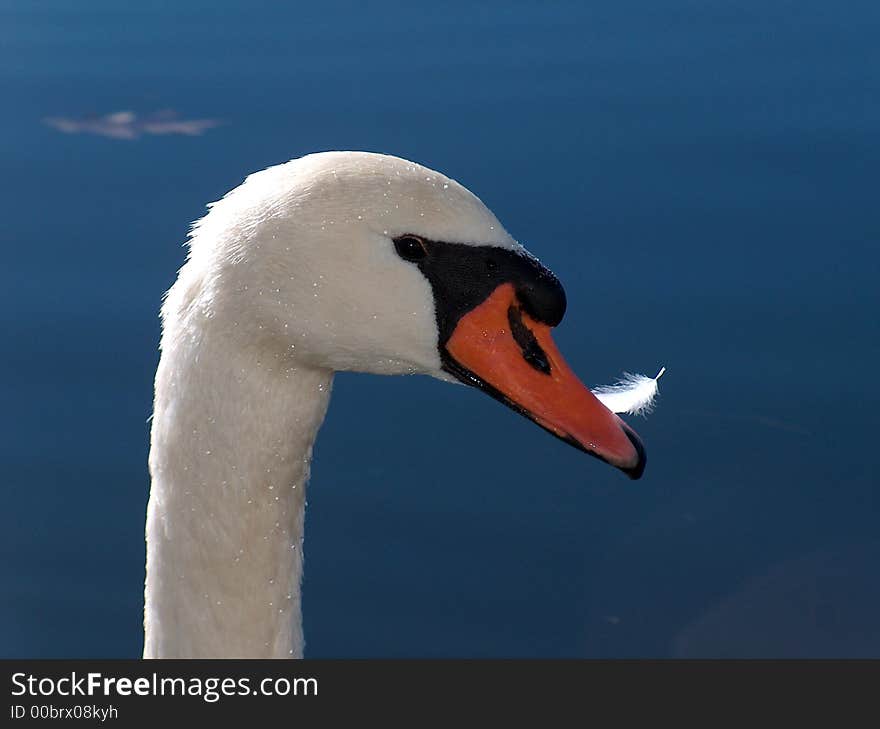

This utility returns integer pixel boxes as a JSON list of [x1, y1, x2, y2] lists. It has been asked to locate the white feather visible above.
[[592, 367, 666, 416]]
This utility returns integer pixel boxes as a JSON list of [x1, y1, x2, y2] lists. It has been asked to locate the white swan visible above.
[[144, 151, 646, 658]]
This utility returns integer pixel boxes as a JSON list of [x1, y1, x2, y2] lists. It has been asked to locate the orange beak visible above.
[[443, 283, 646, 479]]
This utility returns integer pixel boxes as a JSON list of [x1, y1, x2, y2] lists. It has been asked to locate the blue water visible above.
[[2, 0, 878, 657]]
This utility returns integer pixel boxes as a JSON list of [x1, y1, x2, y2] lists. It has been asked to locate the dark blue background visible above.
[[2, 0, 878, 657]]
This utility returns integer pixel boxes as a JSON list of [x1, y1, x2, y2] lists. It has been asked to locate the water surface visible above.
[[1, 0, 878, 657]]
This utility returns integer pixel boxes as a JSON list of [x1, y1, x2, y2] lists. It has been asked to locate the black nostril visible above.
[[507, 306, 552, 374], [514, 255, 566, 327]]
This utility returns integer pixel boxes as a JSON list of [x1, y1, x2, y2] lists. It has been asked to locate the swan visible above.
[[144, 151, 646, 658]]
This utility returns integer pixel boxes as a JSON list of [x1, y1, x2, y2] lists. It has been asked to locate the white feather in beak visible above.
[[592, 367, 666, 416]]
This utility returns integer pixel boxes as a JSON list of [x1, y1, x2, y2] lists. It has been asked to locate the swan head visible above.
[[175, 151, 645, 478]]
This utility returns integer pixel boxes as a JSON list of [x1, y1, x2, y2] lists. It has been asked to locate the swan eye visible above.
[[393, 235, 428, 262]]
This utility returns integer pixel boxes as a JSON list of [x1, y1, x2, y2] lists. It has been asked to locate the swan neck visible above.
[[145, 322, 332, 658]]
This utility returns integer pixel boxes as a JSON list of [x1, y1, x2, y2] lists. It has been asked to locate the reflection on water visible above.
[[44, 110, 221, 140], [675, 542, 880, 658]]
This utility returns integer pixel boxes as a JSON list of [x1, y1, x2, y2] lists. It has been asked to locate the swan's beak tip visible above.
[[618, 420, 647, 480]]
